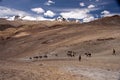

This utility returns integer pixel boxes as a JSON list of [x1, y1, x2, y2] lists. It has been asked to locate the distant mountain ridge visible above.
[[88, 15, 120, 25], [0, 15, 120, 31]]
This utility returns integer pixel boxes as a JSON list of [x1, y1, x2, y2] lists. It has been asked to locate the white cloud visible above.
[[6, 16, 15, 21], [22, 16, 37, 21], [44, 0, 55, 6], [6, 16, 37, 21], [60, 9, 90, 19], [44, 10, 55, 17], [101, 10, 110, 15], [0, 6, 55, 21], [22, 15, 56, 21], [36, 16, 54, 21], [60, 8, 96, 22], [101, 10, 111, 17], [83, 16, 95, 22], [101, 10, 120, 17], [88, 4, 95, 9], [22, 16, 55, 21], [0, 6, 30, 17], [80, 2, 85, 7], [31, 7, 45, 14]]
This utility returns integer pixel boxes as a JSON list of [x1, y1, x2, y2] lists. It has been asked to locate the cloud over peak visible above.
[[60, 9, 90, 19], [60, 8, 97, 22], [101, 10, 110, 15], [83, 16, 95, 22], [44, 10, 55, 17], [22, 16, 36, 21], [101, 10, 114, 17], [31, 7, 45, 14]]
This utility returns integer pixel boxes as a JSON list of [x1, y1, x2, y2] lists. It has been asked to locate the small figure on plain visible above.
[[55, 54, 58, 57], [39, 56, 42, 58], [84, 52, 91, 57], [44, 54, 48, 58], [29, 57, 32, 60], [112, 48, 116, 55], [87, 52, 91, 57], [84, 53, 88, 57], [79, 55, 81, 61]]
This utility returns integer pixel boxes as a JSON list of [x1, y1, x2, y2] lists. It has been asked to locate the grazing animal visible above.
[[67, 53, 72, 57], [68, 51, 72, 54], [84, 53, 88, 56], [87, 53, 91, 57], [29, 57, 32, 59], [39, 56, 42, 58], [84, 52, 91, 57], [33, 56, 39, 59], [55, 54, 58, 57], [6, 36, 11, 40], [44, 55, 48, 58], [72, 52, 76, 57], [67, 51, 76, 57]]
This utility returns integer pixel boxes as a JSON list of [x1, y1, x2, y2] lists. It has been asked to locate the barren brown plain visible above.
[[0, 15, 120, 80]]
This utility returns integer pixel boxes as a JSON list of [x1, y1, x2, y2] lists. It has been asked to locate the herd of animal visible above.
[[29, 49, 116, 61], [29, 50, 92, 61], [29, 54, 48, 60]]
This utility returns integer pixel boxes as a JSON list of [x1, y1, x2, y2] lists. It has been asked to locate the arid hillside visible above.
[[0, 15, 120, 80], [0, 15, 120, 60]]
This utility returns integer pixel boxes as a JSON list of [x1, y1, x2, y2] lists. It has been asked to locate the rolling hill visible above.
[[0, 15, 120, 60], [0, 15, 120, 80]]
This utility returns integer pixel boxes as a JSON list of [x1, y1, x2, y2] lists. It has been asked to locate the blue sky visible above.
[[0, 0, 120, 22]]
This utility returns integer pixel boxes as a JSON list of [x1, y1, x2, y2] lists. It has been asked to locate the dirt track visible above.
[[64, 66, 120, 80]]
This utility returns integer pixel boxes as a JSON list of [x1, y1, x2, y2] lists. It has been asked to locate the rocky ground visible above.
[[0, 15, 120, 80]]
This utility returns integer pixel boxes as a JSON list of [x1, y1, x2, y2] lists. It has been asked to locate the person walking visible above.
[[79, 54, 81, 61], [113, 48, 116, 55]]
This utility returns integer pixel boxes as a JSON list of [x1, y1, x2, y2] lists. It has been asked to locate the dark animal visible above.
[[67, 51, 76, 57], [6, 36, 11, 40], [68, 51, 72, 53], [84, 53, 88, 56], [29, 57, 32, 59], [44, 55, 48, 58], [67, 51, 72, 57], [72, 52, 76, 57], [87, 53, 91, 57], [84, 52, 91, 57], [33, 56, 39, 59], [67, 53, 72, 57], [55, 54, 58, 57], [39, 56, 42, 58]]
